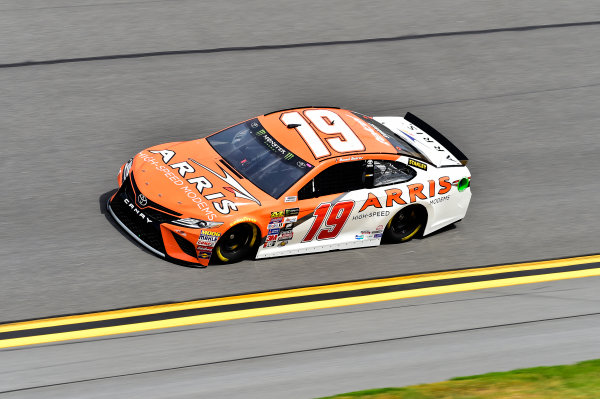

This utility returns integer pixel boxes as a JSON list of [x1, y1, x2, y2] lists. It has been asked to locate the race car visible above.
[[107, 107, 471, 267]]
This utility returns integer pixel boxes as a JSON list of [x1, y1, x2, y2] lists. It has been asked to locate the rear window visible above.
[[353, 112, 424, 159]]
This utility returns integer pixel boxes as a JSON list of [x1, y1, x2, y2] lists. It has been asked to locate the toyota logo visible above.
[[137, 194, 148, 206]]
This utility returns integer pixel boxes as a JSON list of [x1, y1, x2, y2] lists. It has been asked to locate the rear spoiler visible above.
[[404, 112, 469, 166]]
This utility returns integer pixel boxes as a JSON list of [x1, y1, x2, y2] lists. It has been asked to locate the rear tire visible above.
[[214, 224, 258, 264], [383, 206, 426, 243]]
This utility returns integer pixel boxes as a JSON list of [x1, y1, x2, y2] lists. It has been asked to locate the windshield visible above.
[[206, 119, 313, 198], [352, 112, 425, 160]]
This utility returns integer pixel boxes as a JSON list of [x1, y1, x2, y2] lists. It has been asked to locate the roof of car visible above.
[[258, 107, 400, 164]]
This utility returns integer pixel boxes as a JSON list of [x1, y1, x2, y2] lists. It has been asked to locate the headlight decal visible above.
[[122, 158, 133, 184], [172, 218, 223, 229]]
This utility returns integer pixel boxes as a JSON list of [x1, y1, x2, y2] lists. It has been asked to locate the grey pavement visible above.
[[1, 0, 599, 334], [2, 2, 600, 396], [1, 276, 599, 398]]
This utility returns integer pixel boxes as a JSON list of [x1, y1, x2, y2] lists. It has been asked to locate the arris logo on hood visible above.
[[145, 149, 261, 218]]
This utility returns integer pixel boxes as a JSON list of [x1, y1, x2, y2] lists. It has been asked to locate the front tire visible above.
[[383, 206, 426, 243], [214, 224, 258, 264]]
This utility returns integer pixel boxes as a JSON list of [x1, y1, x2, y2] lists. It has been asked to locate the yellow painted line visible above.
[[1, 265, 599, 349], [1, 254, 599, 334]]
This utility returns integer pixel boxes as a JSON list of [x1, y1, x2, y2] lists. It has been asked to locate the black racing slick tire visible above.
[[214, 224, 259, 264], [383, 206, 426, 243]]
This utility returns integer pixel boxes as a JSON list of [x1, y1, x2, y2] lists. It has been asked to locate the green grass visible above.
[[318, 359, 600, 399]]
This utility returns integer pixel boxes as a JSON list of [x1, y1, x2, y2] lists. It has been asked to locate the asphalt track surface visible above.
[[1, 0, 600, 396], [2, 277, 600, 398]]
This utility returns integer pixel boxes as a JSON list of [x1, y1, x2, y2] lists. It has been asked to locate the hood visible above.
[[129, 139, 267, 221], [374, 114, 468, 167]]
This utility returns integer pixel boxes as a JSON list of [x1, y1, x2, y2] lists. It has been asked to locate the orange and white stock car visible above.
[[108, 107, 471, 267]]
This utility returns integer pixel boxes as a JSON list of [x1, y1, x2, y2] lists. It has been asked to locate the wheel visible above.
[[383, 206, 425, 243], [214, 224, 258, 263]]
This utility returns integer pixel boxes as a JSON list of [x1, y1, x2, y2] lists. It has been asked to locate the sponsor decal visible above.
[[197, 230, 221, 246], [284, 196, 297, 203], [261, 134, 288, 156], [357, 177, 453, 213], [196, 240, 216, 248], [265, 234, 278, 242], [271, 211, 284, 218], [408, 158, 427, 170], [278, 231, 293, 240], [376, 225, 384, 230], [196, 247, 214, 260], [282, 222, 294, 231], [355, 235, 364, 240], [270, 216, 283, 223], [430, 195, 450, 205], [144, 149, 261, 218], [352, 210, 390, 221], [149, 149, 175, 164], [359, 193, 383, 212], [252, 125, 293, 159], [199, 230, 221, 237], [123, 198, 152, 224], [285, 208, 299, 216], [229, 217, 257, 227], [268, 222, 283, 230], [374, 233, 383, 238], [361, 230, 371, 235], [408, 183, 428, 203], [197, 237, 217, 245], [397, 128, 417, 142], [263, 241, 276, 248], [278, 241, 287, 247], [336, 155, 364, 163], [138, 153, 209, 220], [248, 119, 313, 168], [282, 216, 297, 223], [268, 228, 281, 235]]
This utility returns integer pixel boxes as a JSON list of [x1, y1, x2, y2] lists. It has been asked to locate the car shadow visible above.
[[421, 222, 458, 238], [379, 221, 457, 245]]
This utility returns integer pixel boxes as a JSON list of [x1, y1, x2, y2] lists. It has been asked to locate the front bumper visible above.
[[107, 175, 210, 267]]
